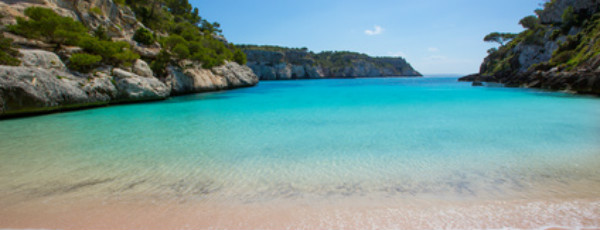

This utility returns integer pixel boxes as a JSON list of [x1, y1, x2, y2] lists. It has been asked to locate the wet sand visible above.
[[1, 195, 599, 230]]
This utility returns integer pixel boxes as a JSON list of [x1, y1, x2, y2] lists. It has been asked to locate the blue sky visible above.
[[193, 0, 545, 75]]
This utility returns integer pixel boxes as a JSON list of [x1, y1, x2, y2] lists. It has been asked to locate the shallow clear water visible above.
[[1, 77, 600, 228]]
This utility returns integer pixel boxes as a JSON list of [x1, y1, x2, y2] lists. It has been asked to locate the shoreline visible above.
[[0, 75, 424, 121], [1, 196, 598, 230], [458, 73, 600, 97], [0, 84, 256, 121]]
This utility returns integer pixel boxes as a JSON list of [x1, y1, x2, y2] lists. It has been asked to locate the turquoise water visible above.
[[1, 77, 600, 207]]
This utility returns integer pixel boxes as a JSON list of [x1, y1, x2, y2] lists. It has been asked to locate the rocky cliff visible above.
[[241, 46, 421, 80], [460, 0, 600, 95], [0, 49, 256, 117], [0, 0, 258, 118]]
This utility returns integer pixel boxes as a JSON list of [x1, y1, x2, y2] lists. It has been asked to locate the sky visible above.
[[192, 0, 545, 75]]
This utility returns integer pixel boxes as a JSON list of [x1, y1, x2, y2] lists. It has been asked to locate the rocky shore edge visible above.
[[459, 68, 600, 96], [0, 49, 257, 119]]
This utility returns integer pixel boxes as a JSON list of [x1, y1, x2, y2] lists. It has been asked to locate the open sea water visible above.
[[1, 77, 600, 229]]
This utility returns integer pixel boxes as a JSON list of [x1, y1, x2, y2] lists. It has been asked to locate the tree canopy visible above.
[[8, 7, 87, 50], [9, 7, 139, 71], [484, 32, 517, 46], [6, 0, 247, 73], [519, 15, 540, 30]]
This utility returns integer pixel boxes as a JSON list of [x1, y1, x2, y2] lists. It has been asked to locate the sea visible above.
[[1, 76, 599, 229]]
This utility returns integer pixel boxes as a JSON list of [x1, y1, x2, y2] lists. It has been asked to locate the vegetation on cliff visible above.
[[546, 11, 600, 69], [4, 0, 246, 74], [463, 0, 600, 95], [239, 45, 420, 80], [8, 7, 139, 72], [0, 34, 21, 66], [480, 0, 600, 77], [240, 45, 415, 72], [119, 0, 246, 71]]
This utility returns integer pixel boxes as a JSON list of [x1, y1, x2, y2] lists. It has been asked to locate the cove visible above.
[[1, 77, 599, 229]]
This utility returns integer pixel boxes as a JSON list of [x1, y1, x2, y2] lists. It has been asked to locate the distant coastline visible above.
[[240, 45, 421, 80]]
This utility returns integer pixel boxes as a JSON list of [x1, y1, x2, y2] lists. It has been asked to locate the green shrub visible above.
[[89, 7, 103, 15], [172, 43, 190, 59], [150, 49, 171, 77], [519, 15, 540, 30], [191, 49, 223, 69], [113, 50, 140, 67], [133, 27, 155, 45], [233, 48, 246, 65], [8, 7, 87, 47], [78, 36, 139, 66], [163, 35, 187, 49], [94, 26, 111, 41], [187, 41, 203, 54], [0, 34, 21, 66], [68, 53, 102, 72]]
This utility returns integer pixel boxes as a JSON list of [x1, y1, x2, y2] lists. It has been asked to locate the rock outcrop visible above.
[[460, 0, 600, 95], [0, 1, 259, 118], [1, 0, 141, 41], [166, 61, 259, 95], [0, 47, 259, 117], [538, 0, 599, 24], [0, 49, 173, 117], [242, 47, 421, 80]]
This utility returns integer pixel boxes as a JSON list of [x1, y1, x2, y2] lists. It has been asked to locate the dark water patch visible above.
[[115, 179, 147, 193], [329, 183, 365, 197], [452, 181, 476, 196], [163, 179, 221, 199], [25, 177, 116, 198]]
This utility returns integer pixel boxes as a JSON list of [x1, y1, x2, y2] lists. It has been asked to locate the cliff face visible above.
[[243, 48, 421, 80], [460, 0, 600, 95], [0, 0, 258, 118], [0, 0, 141, 43]]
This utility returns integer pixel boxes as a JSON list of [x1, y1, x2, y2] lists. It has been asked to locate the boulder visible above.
[[0, 66, 108, 116], [0, 65, 172, 117], [111, 68, 170, 101], [19, 49, 66, 71], [81, 72, 118, 102], [212, 61, 260, 87], [132, 59, 153, 78], [167, 61, 258, 95]]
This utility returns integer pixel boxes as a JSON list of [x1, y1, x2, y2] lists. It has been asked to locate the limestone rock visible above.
[[82, 72, 118, 102], [112, 68, 137, 79], [0, 66, 107, 116], [111, 68, 169, 101], [2, 32, 53, 49], [167, 61, 258, 95], [243, 49, 421, 80], [133, 45, 161, 59], [113, 75, 170, 101], [212, 61, 260, 87], [0, 65, 172, 117], [132, 59, 153, 78], [0, 0, 158, 53], [19, 49, 66, 71]]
